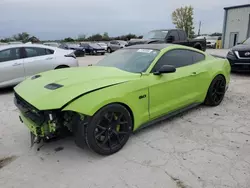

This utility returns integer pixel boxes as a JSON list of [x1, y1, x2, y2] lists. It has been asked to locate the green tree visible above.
[[0, 37, 13, 43], [87, 33, 103, 41], [29, 36, 40, 43], [172, 6, 195, 38], [13, 32, 30, 42], [210, 32, 222, 36], [78, 34, 86, 41], [64, 37, 75, 42], [102, 32, 109, 41]]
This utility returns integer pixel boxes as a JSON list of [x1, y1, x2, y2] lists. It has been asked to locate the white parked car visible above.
[[0, 44, 79, 88]]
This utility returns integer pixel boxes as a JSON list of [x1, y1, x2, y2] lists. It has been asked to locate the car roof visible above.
[[0, 43, 57, 51], [125, 43, 173, 50]]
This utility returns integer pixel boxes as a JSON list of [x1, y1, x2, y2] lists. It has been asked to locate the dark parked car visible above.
[[126, 29, 206, 51], [80, 43, 105, 55], [59, 43, 85, 57], [226, 37, 250, 72]]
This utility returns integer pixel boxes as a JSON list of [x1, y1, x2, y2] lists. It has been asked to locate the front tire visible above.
[[204, 75, 226, 106], [107, 47, 112, 53], [85, 104, 133, 155]]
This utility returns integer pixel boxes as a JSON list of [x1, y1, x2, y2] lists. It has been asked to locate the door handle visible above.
[[45, 57, 53, 60], [12, 63, 22, 66]]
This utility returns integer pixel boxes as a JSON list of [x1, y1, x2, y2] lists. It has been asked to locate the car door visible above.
[[23, 47, 55, 77], [148, 49, 204, 120], [81, 44, 90, 53], [0, 47, 25, 87], [111, 41, 120, 51]]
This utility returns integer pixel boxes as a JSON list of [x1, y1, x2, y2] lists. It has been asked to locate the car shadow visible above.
[[28, 105, 207, 158], [0, 87, 14, 95], [30, 135, 106, 160], [133, 105, 204, 137], [231, 72, 250, 77]]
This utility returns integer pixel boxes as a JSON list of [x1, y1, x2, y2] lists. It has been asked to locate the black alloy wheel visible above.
[[84, 104, 132, 155], [205, 75, 226, 106]]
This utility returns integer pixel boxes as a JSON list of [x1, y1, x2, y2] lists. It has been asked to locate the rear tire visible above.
[[84, 104, 133, 155], [204, 75, 226, 106]]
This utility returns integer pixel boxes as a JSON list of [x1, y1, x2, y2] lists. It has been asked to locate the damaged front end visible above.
[[14, 92, 85, 145]]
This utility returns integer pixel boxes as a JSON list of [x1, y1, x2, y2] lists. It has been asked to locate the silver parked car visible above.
[[0, 44, 79, 88], [107, 40, 128, 53], [97, 42, 108, 51]]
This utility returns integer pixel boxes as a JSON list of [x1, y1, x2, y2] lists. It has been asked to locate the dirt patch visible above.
[[0, 156, 18, 169]]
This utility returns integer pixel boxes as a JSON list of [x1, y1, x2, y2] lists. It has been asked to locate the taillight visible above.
[[65, 52, 76, 59]]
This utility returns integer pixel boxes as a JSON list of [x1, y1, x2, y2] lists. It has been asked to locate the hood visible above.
[[91, 46, 104, 50], [72, 46, 85, 50], [127, 39, 163, 46], [231, 44, 250, 51], [14, 66, 139, 110]]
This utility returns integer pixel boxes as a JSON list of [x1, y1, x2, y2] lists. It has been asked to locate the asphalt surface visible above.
[[1, 49, 250, 188]]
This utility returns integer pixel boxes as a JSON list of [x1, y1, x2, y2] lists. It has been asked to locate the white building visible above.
[[222, 4, 250, 49]]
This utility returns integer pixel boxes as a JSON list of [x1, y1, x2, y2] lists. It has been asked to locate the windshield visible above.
[[89, 43, 101, 48], [143, 30, 168, 40], [243, 38, 250, 45], [118, 41, 128, 45], [95, 48, 159, 73], [98, 43, 107, 46]]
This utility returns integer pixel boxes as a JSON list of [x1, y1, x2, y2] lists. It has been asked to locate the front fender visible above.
[[62, 80, 150, 130]]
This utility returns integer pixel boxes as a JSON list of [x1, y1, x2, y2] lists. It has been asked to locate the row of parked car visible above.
[[43, 40, 128, 57], [0, 39, 130, 88]]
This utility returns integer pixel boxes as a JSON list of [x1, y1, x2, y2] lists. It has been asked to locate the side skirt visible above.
[[134, 102, 201, 132]]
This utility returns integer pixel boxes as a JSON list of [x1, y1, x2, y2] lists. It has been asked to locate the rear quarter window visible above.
[[192, 51, 205, 63], [46, 49, 54, 54], [25, 47, 53, 58]]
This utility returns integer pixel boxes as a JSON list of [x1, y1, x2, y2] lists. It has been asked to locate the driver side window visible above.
[[151, 49, 194, 72]]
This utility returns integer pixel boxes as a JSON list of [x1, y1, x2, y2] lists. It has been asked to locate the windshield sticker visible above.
[[137, 49, 153, 53]]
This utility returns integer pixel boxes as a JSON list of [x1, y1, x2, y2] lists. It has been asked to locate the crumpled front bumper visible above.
[[14, 92, 56, 138]]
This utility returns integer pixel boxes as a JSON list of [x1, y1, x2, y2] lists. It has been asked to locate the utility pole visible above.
[[198, 21, 201, 36]]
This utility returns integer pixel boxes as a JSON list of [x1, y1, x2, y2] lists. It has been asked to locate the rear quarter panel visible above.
[[62, 78, 150, 130], [203, 55, 231, 92]]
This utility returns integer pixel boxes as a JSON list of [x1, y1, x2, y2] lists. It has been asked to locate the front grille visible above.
[[238, 51, 250, 58], [14, 93, 46, 126]]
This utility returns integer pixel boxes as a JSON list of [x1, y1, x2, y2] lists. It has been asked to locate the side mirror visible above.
[[166, 36, 174, 43], [153, 65, 176, 75]]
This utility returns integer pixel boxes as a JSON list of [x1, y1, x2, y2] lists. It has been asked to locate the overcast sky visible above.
[[0, 0, 249, 40]]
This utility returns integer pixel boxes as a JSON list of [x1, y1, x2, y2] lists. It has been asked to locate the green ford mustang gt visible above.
[[14, 44, 231, 155]]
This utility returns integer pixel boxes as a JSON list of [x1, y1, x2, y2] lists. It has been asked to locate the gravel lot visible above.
[[1, 50, 250, 188]]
